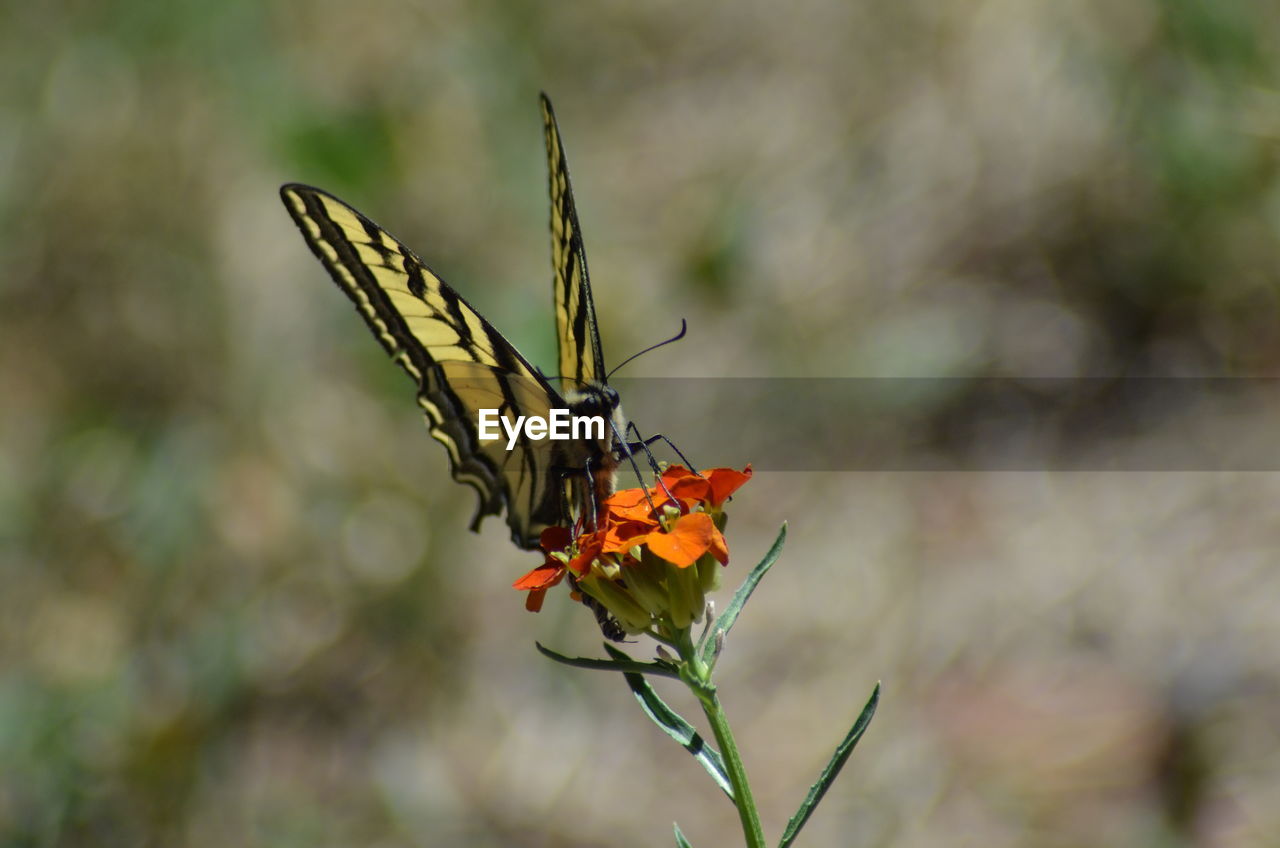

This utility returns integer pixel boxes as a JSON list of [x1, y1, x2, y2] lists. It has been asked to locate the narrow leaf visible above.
[[778, 682, 880, 848], [603, 644, 734, 800], [536, 642, 681, 679], [673, 822, 694, 848], [698, 523, 786, 665]]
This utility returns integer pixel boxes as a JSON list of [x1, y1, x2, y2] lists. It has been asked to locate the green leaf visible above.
[[535, 642, 682, 679], [698, 523, 786, 666], [674, 822, 694, 848], [603, 644, 734, 800], [778, 682, 880, 848]]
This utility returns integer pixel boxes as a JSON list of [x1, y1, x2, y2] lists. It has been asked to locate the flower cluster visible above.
[[514, 465, 752, 636]]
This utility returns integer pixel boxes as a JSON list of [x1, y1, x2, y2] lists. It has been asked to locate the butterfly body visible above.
[[560, 381, 626, 530], [280, 95, 625, 550]]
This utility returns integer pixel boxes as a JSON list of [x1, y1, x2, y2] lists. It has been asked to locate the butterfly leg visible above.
[[600, 418, 664, 518], [548, 461, 595, 537], [619, 422, 698, 509], [623, 423, 700, 478]]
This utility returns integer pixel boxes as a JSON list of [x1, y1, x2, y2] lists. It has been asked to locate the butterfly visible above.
[[279, 94, 629, 552]]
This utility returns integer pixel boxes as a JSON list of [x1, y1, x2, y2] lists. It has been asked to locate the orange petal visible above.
[[608, 506, 659, 527], [705, 465, 753, 507], [513, 561, 566, 591], [525, 587, 548, 612], [540, 525, 573, 552], [602, 487, 651, 513], [651, 465, 707, 502], [608, 510, 660, 533], [645, 512, 717, 568], [597, 488, 663, 533], [602, 524, 649, 554], [706, 523, 729, 565], [664, 474, 710, 503], [568, 532, 605, 575], [659, 465, 694, 484]]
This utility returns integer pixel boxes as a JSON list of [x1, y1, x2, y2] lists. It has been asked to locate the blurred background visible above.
[[3, 0, 1279, 845]]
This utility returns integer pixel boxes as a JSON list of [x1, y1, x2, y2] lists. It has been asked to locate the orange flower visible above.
[[645, 512, 725, 568], [513, 465, 752, 637], [512, 526, 574, 612], [656, 465, 752, 509]]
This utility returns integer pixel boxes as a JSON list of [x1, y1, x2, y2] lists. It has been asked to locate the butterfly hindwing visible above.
[[280, 183, 578, 548]]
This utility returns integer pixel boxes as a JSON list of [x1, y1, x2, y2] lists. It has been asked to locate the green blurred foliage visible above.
[[2, 0, 1279, 846]]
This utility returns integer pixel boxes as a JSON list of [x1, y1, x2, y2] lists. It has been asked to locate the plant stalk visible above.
[[698, 688, 766, 848]]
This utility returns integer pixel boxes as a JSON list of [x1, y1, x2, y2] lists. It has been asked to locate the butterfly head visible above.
[[564, 381, 619, 418], [563, 381, 625, 455]]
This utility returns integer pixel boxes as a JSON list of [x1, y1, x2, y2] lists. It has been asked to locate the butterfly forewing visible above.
[[541, 93, 608, 389], [281, 183, 577, 548]]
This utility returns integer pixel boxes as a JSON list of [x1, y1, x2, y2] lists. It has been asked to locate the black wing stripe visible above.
[[436, 284, 480, 362]]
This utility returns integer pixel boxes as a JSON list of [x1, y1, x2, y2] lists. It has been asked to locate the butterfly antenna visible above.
[[605, 319, 687, 382]]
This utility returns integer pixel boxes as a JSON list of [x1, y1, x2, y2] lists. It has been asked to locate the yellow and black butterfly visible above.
[[280, 94, 627, 551]]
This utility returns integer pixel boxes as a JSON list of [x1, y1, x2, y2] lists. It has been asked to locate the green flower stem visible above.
[[699, 687, 766, 848], [678, 631, 766, 848]]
